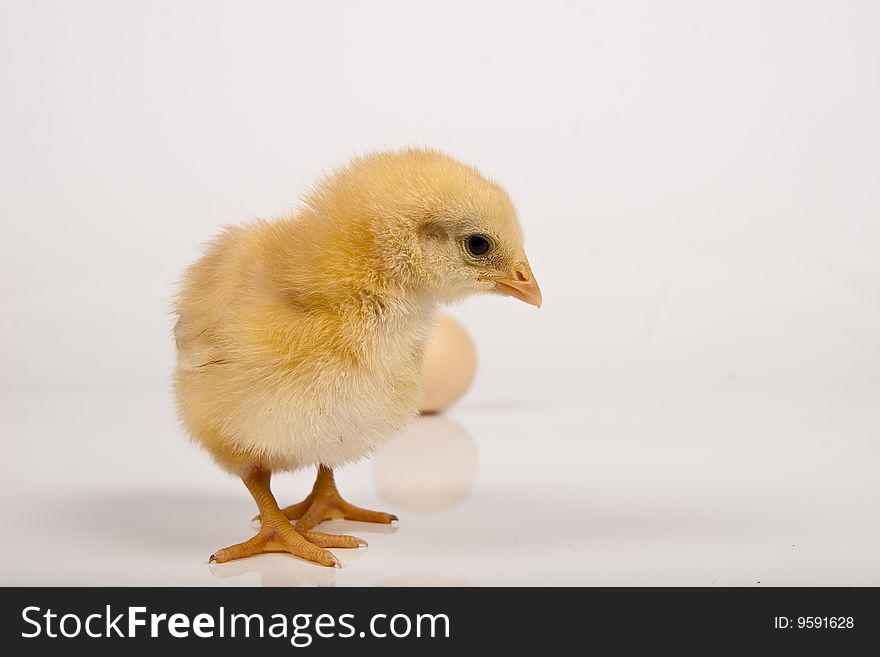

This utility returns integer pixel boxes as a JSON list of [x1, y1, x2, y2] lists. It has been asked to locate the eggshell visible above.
[[419, 314, 477, 413]]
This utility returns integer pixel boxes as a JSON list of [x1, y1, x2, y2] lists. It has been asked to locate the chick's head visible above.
[[308, 149, 541, 308]]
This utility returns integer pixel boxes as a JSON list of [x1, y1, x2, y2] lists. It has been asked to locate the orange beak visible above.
[[491, 261, 542, 308]]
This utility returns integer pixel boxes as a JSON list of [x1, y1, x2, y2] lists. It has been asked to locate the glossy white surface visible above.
[[2, 1, 879, 587], [2, 384, 878, 586]]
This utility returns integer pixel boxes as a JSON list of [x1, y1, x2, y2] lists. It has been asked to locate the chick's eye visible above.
[[464, 234, 492, 257]]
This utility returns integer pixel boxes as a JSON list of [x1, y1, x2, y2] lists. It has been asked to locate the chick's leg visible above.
[[211, 468, 365, 567], [277, 465, 398, 531]]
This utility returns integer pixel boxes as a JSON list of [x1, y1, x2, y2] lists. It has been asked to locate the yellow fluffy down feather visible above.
[[173, 148, 540, 476]]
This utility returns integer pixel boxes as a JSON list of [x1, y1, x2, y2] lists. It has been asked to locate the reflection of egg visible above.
[[373, 415, 478, 512], [419, 314, 477, 413], [377, 576, 472, 587]]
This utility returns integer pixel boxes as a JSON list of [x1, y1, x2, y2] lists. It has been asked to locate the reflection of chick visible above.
[[174, 149, 541, 566]]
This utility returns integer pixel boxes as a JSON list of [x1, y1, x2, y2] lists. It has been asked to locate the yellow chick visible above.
[[174, 148, 541, 566]]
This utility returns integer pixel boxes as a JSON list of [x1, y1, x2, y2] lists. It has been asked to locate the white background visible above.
[[2, 1, 878, 585]]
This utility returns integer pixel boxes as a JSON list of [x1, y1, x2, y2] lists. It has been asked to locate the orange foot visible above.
[[212, 468, 365, 567], [259, 465, 398, 533]]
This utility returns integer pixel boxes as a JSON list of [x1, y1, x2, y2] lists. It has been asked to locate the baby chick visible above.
[[174, 149, 541, 566]]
